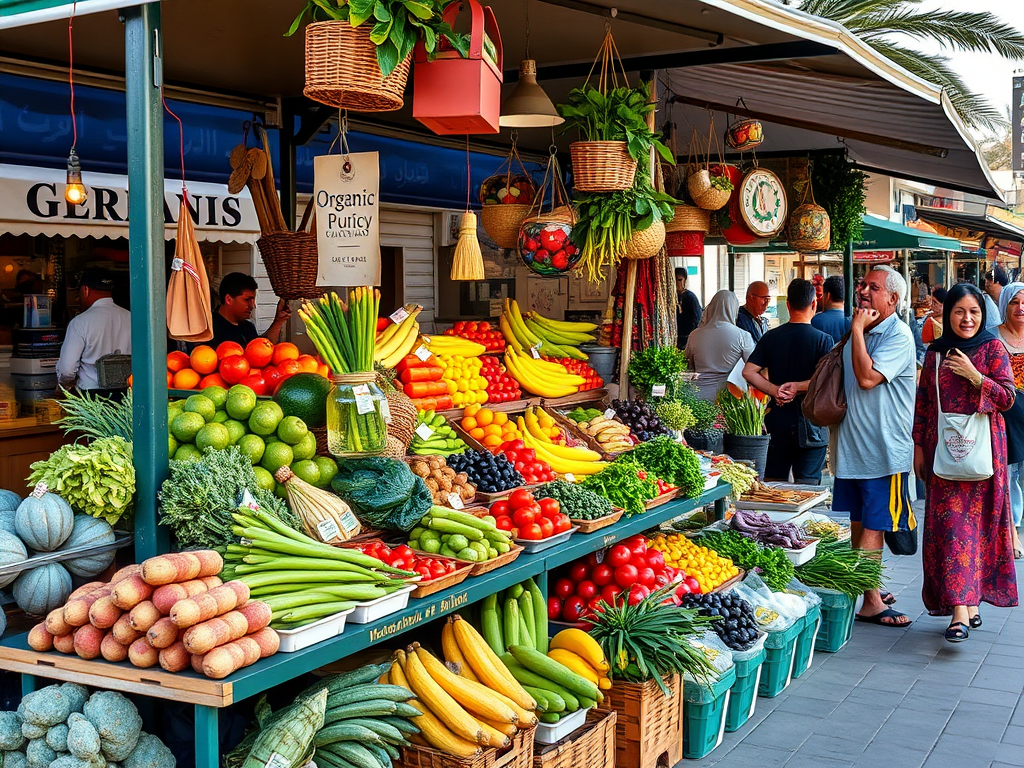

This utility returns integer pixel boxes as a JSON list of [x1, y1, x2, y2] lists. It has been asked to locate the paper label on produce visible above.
[[530, 344, 541, 359], [604, 408, 616, 420], [564, 473, 576, 482], [390, 307, 409, 324], [379, 398, 392, 424], [414, 345, 432, 361], [447, 493, 465, 510], [239, 488, 261, 511], [652, 384, 667, 397], [30, 482, 48, 499], [339, 509, 361, 535], [415, 423, 434, 441], [316, 518, 342, 542], [352, 384, 374, 415], [264, 753, 289, 768], [240, 537, 254, 547]]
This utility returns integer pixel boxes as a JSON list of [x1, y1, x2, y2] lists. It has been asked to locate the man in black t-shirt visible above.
[[210, 273, 290, 349], [675, 268, 702, 349], [743, 278, 834, 483]]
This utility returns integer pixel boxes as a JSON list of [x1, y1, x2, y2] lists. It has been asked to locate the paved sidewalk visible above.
[[690, 502, 1024, 768]]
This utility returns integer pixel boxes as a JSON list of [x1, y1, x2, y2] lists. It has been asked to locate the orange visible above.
[[469, 427, 486, 440], [166, 372, 174, 387], [493, 412, 509, 426], [173, 368, 201, 390], [464, 403, 481, 417], [316, 363, 331, 378], [295, 355, 319, 374], [476, 409, 494, 427], [245, 337, 275, 369], [190, 345, 218, 375], [272, 342, 300, 366], [482, 434, 502, 448], [278, 359, 301, 377], [462, 416, 478, 431], [166, 350, 190, 372], [199, 373, 228, 389], [216, 341, 244, 359], [484, 424, 502, 437]]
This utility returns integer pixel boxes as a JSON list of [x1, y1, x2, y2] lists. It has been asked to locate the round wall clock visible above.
[[738, 167, 787, 238]]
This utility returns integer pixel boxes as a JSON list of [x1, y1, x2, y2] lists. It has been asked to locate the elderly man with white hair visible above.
[[832, 265, 917, 628]]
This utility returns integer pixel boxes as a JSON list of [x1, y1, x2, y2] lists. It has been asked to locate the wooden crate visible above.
[[533, 709, 616, 768], [603, 675, 683, 768], [397, 725, 536, 768]]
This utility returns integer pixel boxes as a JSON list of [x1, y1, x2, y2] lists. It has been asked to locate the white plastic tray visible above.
[[514, 526, 579, 554], [534, 706, 590, 745], [782, 537, 818, 566], [702, 472, 722, 492], [348, 584, 416, 624], [275, 608, 354, 653]]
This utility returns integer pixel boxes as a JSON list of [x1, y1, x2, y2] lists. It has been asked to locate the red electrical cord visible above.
[[161, 92, 188, 200], [68, 2, 78, 150]]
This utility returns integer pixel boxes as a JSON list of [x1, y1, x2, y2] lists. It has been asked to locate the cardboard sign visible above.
[[314, 152, 381, 286]]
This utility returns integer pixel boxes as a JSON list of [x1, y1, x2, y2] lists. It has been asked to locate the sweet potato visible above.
[[139, 552, 221, 586], [201, 635, 264, 679], [128, 600, 162, 632], [190, 550, 223, 578], [182, 611, 248, 655], [158, 641, 192, 672], [27, 623, 54, 652], [73, 624, 104, 660], [63, 585, 113, 627], [170, 581, 249, 628], [88, 595, 122, 629], [52, 632, 76, 654], [152, 576, 220, 615], [45, 607, 73, 637], [190, 652, 206, 675], [249, 626, 280, 658], [67, 580, 107, 601], [109, 563, 142, 583], [111, 573, 154, 610], [128, 637, 158, 668], [146, 617, 180, 649], [111, 614, 143, 646], [99, 632, 129, 663]]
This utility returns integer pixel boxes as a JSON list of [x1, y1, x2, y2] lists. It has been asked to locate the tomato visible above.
[[548, 597, 563, 620], [606, 545, 632, 568], [685, 576, 701, 593], [645, 550, 666, 571], [591, 564, 614, 587], [505, 439, 526, 451], [504, 449, 520, 464], [675, 582, 691, 596], [415, 565, 432, 580], [520, 448, 536, 463], [538, 498, 561, 517], [552, 515, 572, 534], [520, 523, 543, 540], [568, 562, 589, 582], [600, 584, 623, 606], [630, 552, 651, 568], [654, 570, 674, 588], [622, 535, 647, 557], [627, 584, 651, 606], [375, 544, 393, 562], [495, 516, 515, 532], [562, 596, 586, 622], [490, 500, 511, 517], [554, 578, 575, 599], [636, 567, 656, 587], [614, 564, 638, 588], [585, 552, 601, 569], [392, 545, 414, 559], [512, 507, 537, 528], [587, 597, 606, 616], [576, 580, 597, 600], [429, 561, 448, 579], [538, 518, 555, 539], [508, 489, 534, 508]]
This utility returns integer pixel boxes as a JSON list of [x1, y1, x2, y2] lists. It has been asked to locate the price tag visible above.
[[379, 398, 392, 424], [316, 518, 341, 542], [652, 384, 667, 397], [265, 753, 290, 768], [389, 306, 409, 324], [338, 509, 361, 536], [603, 408, 616, 420], [530, 344, 541, 359], [30, 482, 48, 499], [352, 384, 374, 415], [564, 473, 576, 483], [415, 423, 434, 441], [447, 492, 465, 510], [239, 488, 260, 511], [414, 345, 432, 362]]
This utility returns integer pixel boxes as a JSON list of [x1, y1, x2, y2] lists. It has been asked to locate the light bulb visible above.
[[65, 149, 88, 206]]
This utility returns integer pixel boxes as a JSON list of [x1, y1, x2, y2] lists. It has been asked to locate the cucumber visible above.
[[504, 597, 521, 648], [342, 718, 409, 746], [426, 518, 485, 540], [527, 687, 550, 712], [578, 695, 597, 708], [501, 654, 582, 709], [326, 684, 415, 708], [314, 723, 384, 748], [381, 716, 420, 735], [481, 593, 504, 656], [315, 752, 358, 768], [540, 713, 561, 724], [323, 700, 398, 721], [509, 645, 600, 700], [518, 609, 534, 653], [524, 686, 565, 712], [393, 702, 422, 719], [525, 579, 548, 653], [317, 663, 392, 695], [321, 742, 386, 768], [506, 584, 524, 600], [493, 540, 511, 553], [364, 741, 397, 765], [379, 742, 401, 761]]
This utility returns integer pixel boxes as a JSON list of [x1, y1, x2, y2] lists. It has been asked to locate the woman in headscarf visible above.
[[685, 290, 755, 401], [997, 281, 1024, 558], [913, 283, 1017, 643]]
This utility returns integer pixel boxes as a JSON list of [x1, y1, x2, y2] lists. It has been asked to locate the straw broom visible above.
[[450, 211, 484, 281]]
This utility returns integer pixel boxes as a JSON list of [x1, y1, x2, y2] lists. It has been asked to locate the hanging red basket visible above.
[[412, 0, 503, 135], [666, 230, 706, 257]]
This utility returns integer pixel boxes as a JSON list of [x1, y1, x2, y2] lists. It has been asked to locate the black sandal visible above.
[[880, 591, 896, 606], [945, 622, 969, 643], [969, 613, 982, 629]]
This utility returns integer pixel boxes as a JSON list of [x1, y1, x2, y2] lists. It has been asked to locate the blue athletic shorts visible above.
[[832, 473, 916, 532]]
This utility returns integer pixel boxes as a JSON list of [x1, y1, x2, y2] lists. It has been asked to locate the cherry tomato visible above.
[[415, 565, 432, 579], [576, 580, 597, 600], [562, 596, 586, 622], [600, 584, 623, 606], [548, 597, 563, 620], [675, 582, 691, 596], [591, 564, 614, 587], [504, 449, 520, 463], [538, 517, 555, 539], [490, 500, 511, 517], [606, 545, 632, 568], [685, 576, 701, 593], [392, 544, 414, 559], [636, 567, 656, 587], [587, 597, 606, 616], [627, 584, 651, 606], [554, 578, 575, 599], [512, 507, 537, 528], [520, 448, 536, 463], [505, 439, 526, 451], [520, 523, 543, 540], [429, 561, 448, 579], [568, 562, 589, 582], [585, 552, 601, 569], [614, 564, 639, 588], [509, 488, 535, 508], [539, 498, 561, 517]]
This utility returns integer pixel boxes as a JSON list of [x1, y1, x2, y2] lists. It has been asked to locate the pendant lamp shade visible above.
[[499, 60, 564, 128]]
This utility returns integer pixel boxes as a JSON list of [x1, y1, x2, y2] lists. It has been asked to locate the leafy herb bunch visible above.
[[558, 80, 674, 163], [287, 0, 470, 77], [677, 382, 722, 432], [811, 154, 867, 248], [627, 346, 688, 400]]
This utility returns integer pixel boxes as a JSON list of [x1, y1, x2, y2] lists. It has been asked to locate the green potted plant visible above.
[[288, 0, 469, 113], [627, 346, 689, 401], [716, 385, 771, 479], [678, 386, 724, 454]]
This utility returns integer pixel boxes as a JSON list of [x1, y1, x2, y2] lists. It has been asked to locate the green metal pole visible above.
[[125, 3, 168, 559], [844, 240, 854, 317]]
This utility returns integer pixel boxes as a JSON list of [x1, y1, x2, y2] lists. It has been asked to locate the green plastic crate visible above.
[[725, 647, 766, 733], [757, 620, 801, 698], [683, 666, 736, 759], [812, 587, 855, 653], [791, 605, 821, 679]]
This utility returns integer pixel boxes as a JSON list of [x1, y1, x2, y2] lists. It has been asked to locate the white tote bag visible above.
[[932, 354, 993, 482]]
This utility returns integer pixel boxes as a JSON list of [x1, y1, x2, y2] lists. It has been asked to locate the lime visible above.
[[223, 419, 248, 445], [168, 398, 185, 413], [170, 411, 205, 443], [202, 385, 229, 408], [252, 466, 276, 492], [226, 385, 258, 421], [184, 394, 216, 423], [260, 441, 294, 474], [291, 430, 318, 461], [168, 434, 179, 456], [276, 415, 309, 446], [211, 410, 229, 424], [265, 436, 281, 445], [195, 422, 231, 452], [291, 459, 321, 486], [249, 402, 284, 436], [173, 444, 203, 462], [274, 481, 289, 500], [236, 434, 266, 465], [314, 456, 338, 488]]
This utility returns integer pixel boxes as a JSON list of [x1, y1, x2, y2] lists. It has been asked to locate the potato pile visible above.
[[406, 456, 476, 507]]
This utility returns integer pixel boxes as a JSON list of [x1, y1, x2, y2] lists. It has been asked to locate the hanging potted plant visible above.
[[716, 385, 770, 480], [557, 31, 673, 193], [479, 137, 536, 249], [287, 0, 469, 113], [687, 116, 733, 211], [811, 154, 868, 249]]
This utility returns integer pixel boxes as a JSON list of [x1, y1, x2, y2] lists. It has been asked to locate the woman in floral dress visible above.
[[913, 283, 1018, 643]]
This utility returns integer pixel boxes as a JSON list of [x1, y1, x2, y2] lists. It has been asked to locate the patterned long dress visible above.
[[913, 340, 1018, 615]]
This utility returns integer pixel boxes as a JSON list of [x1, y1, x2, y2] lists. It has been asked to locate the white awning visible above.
[[0, 163, 261, 244]]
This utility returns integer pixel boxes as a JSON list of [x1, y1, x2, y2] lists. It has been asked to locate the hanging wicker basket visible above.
[[519, 206, 580, 276], [570, 141, 637, 192], [479, 143, 536, 249], [304, 21, 412, 112], [256, 199, 323, 300], [788, 202, 831, 252], [666, 230, 706, 257], [623, 220, 665, 261], [665, 204, 710, 234], [688, 170, 732, 211], [725, 117, 764, 151], [481, 204, 533, 249]]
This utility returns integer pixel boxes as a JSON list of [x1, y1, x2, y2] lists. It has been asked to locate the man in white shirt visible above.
[[57, 268, 132, 394]]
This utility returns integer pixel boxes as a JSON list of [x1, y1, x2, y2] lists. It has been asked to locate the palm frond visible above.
[[849, 10, 1024, 58], [797, 0, 909, 23]]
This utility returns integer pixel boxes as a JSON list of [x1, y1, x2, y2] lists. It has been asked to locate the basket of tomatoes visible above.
[[490, 488, 576, 553], [346, 540, 473, 598]]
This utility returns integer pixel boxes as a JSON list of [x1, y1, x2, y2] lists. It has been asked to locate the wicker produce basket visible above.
[[397, 725, 536, 768], [687, 170, 731, 211], [570, 141, 637, 192], [603, 674, 683, 768], [533, 710, 616, 768], [622, 220, 665, 261], [304, 20, 412, 112], [482, 204, 534, 249], [665, 204, 709, 234], [666, 230, 705, 258], [255, 199, 323, 300]]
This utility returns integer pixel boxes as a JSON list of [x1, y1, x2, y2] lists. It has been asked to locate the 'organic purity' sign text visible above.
[[315, 152, 381, 286]]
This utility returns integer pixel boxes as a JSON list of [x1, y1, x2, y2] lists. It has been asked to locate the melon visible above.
[[0, 531, 27, 589], [0, 511, 16, 538], [0, 490, 21, 513], [15, 493, 74, 552], [14, 563, 72, 616], [58, 516, 116, 578]]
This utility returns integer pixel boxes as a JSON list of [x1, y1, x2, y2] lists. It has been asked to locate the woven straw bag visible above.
[[787, 175, 831, 251], [480, 138, 536, 248], [570, 141, 637, 192], [623, 220, 666, 260]]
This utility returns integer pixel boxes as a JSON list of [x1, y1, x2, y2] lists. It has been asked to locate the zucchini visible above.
[[503, 598, 521, 648], [313, 723, 384, 748], [577, 695, 597, 709], [342, 718, 409, 745], [518, 591, 537, 650], [364, 742, 394, 766], [326, 684, 414, 708], [500, 654, 580, 706], [323, 701, 398, 723], [321, 742, 387, 768], [524, 686, 565, 712], [539, 712, 561, 724], [380, 716, 420, 735], [527, 687, 549, 712], [481, 593, 503, 656], [379, 742, 401, 761], [509, 645, 600, 700], [315, 752, 357, 768], [525, 579, 548, 654], [321, 663, 393, 693]]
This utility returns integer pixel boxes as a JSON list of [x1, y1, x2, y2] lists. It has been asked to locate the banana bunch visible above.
[[504, 351, 585, 398], [517, 409, 607, 476], [386, 616, 537, 758], [425, 334, 487, 358], [499, 641, 605, 724], [500, 299, 593, 361], [575, 413, 634, 454], [549, 629, 611, 692], [375, 305, 423, 367]]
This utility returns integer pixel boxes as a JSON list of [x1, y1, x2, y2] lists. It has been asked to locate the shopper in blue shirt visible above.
[[811, 275, 851, 344]]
